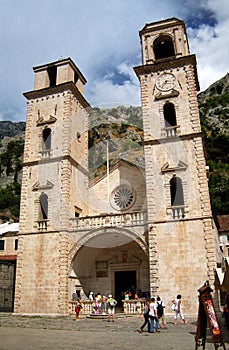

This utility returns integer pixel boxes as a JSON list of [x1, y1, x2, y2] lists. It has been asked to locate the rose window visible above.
[[111, 186, 135, 210]]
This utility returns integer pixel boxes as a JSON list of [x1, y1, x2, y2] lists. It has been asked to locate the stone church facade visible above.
[[14, 17, 217, 315]]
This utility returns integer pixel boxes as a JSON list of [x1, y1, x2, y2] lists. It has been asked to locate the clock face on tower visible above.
[[156, 73, 176, 91]]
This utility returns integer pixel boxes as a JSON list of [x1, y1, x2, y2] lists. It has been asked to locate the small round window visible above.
[[111, 186, 135, 210]]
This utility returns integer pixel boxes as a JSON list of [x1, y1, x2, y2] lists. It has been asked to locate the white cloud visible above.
[[188, 0, 229, 90], [87, 61, 140, 108], [87, 75, 141, 109], [207, 0, 229, 20], [117, 62, 138, 84], [0, 0, 228, 121]]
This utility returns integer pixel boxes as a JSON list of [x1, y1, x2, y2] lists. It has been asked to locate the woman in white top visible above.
[[174, 294, 187, 325]]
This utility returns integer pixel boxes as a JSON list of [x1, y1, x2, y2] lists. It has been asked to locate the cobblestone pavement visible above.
[[0, 313, 228, 350]]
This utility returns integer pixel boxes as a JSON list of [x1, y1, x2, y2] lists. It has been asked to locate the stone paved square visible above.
[[0, 314, 228, 350]]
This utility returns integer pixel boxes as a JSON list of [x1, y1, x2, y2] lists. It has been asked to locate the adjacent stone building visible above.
[[13, 17, 217, 316], [217, 215, 229, 257], [0, 222, 18, 311]]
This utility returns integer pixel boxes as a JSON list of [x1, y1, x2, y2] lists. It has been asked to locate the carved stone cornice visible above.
[[140, 131, 204, 146], [23, 81, 90, 109], [134, 54, 199, 91]]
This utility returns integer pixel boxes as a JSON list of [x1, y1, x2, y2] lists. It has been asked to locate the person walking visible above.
[[74, 299, 82, 320], [138, 299, 150, 333], [156, 296, 167, 329], [173, 294, 187, 325], [149, 297, 160, 333], [107, 294, 117, 322]]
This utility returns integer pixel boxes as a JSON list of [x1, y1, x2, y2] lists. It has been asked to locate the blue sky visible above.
[[0, 0, 228, 122]]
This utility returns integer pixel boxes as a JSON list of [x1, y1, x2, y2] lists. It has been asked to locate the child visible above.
[[101, 295, 107, 314], [75, 299, 82, 320]]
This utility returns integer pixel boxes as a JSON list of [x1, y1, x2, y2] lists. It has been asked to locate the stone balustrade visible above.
[[69, 299, 146, 315], [163, 125, 179, 137], [70, 211, 147, 231], [172, 205, 185, 219], [69, 300, 94, 315], [37, 219, 48, 231], [122, 299, 145, 314], [41, 149, 51, 158]]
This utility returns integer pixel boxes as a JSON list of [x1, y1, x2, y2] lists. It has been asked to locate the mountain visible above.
[[0, 121, 25, 141], [0, 74, 228, 221], [198, 73, 229, 216], [198, 73, 229, 135], [88, 106, 144, 179]]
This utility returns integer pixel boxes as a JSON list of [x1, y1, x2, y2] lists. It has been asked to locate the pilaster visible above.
[[58, 233, 70, 315], [148, 225, 159, 296]]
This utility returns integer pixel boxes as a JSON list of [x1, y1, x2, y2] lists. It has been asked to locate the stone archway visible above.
[[69, 226, 149, 261], [68, 227, 149, 302]]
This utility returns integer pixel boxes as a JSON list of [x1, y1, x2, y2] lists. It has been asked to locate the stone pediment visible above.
[[161, 160, 187, 173], [155, 89, 179, 100], [36, 115, 57, 126], [32, 180, 54, 191]]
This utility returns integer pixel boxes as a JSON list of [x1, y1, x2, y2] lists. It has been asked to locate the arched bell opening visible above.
[[153, 35, 175, 60]]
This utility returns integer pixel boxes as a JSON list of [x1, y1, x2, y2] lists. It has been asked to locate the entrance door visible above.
[[115, 270, 136, 305], [0, 260, 16, 312]]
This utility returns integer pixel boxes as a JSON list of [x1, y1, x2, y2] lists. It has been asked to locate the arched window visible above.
[[43, 128, 51, 150], [42, 128, 51, 157], [170, 176, 184, 218], [39, 193, 48, 220], [153, 35, 175, 60], [164, 102, 176, 127], [163, 102, 177, 137], [170, 176, 184, 206]]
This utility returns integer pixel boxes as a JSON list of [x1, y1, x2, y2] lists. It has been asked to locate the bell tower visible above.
[[134, 18, 217, 313], [14, 58, 90, 315]]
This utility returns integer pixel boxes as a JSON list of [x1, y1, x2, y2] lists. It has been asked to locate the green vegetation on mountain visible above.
[[198, 73, 229, 216], [88, 106, 144, 180], [0, 182, 21, 219], [0, 139, 24, 179], [0, 138, 24, 220], [0, 74, 228, 221]]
